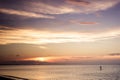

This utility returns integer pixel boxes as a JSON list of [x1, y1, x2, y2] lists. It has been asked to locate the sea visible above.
[[0, 65, 120, 80]]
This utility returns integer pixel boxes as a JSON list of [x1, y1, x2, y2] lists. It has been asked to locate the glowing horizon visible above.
[[0, 0, 120, 64], [22, 55, 120, 63]]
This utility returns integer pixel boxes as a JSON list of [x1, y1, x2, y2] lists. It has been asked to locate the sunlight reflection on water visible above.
[[0, 65, 120, 80]]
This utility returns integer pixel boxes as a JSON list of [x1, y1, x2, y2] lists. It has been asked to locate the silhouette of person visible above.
[[16, 54, 20, 57], [100, 66, 102, 71]]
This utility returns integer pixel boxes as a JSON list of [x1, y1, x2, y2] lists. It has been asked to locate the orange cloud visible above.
[[0, 26, 120, 45]]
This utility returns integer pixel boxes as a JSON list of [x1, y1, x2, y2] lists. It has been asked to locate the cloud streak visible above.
[[70, 20, 98, 25], [0, 8, 54, 19], [28, 2, 75, 15], [14, 0, 119, 16], [66, 0, 120, 14], [0, 0, 119, 19], [0, 26, 120, 45], [80, 22, 98, 25], [108, 53, 120, 56]]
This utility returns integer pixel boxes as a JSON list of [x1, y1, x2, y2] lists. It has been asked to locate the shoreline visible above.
[[0, 75, 29, 80]]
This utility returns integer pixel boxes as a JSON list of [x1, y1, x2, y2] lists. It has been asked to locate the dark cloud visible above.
[[0, 0, 27, 10], [108, 53, 120, 56], [0, 13, 26, 28]]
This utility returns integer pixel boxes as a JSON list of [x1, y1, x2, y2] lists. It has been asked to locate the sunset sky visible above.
[[0, 0, 120, 64]]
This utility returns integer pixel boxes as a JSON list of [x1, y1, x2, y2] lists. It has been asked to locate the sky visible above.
[[0, 0, 120, 64]]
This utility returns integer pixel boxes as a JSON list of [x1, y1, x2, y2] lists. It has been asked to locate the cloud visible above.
[[0, 8, 54, 19], [0, 26, 120, 45], [108, 53, 120, 56], [29, 0, 120, 15], [0, 0, 119, 19], [0, 26, 14, 30], [20, 0, 120, 16], [79, 22, 98, 25], [70, 20, 98, 25], [39, 46, 48, 49], [66, 0, 120, 14], [28, 2, 75, 15]]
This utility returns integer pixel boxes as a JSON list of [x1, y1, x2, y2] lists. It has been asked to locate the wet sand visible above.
[[0, 75, 29, 80], [0, 76, 13, 80]]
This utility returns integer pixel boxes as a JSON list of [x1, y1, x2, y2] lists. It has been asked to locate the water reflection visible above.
[[0, 65, 119, 80]]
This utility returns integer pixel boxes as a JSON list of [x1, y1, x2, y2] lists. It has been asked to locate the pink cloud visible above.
[[70, 20, 98, 25], [0, 8, 54, 19], [66, 0, 120, 14]]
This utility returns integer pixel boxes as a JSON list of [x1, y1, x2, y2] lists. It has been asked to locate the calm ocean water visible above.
[[0, 65, 120, 80]]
